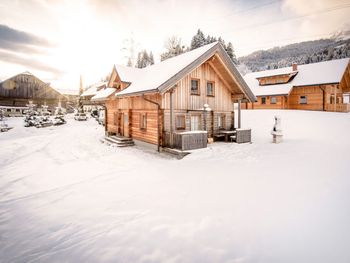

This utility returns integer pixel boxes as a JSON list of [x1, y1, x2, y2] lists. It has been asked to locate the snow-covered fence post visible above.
[[271, 116, 283, 143]]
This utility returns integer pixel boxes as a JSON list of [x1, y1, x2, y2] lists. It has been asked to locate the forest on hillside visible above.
[[238, 33, 350, 72]]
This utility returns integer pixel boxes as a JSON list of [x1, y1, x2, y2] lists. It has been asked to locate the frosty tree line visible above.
[[130, 29, 238, 68], [125, 28, 350, 73]]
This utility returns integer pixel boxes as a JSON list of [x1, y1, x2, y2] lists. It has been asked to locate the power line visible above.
[[228, 3, 350, 32], [207, 0, 282, 22]]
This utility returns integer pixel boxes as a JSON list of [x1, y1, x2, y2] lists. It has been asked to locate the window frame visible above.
[[217, 114, 226, 129], [270, 96, 277, 104], [261, 97, 266, 105], [190, 114, 201, 131], [206, 81, 215, 97], [299, 96, 307, 104], [175, 115, 186, 130], [190, 78, 200, 96], [140, 112, 147, 130]]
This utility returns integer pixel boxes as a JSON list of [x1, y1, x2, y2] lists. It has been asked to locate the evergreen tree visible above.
[[190, 29, 206, 50], [135, 50, 154, 68], [149, 51, 155, 65], [127, 57, 133, 67], [226, 42, 238, 64], [142, 50, 150, 68], [136, 52, 142, 68]]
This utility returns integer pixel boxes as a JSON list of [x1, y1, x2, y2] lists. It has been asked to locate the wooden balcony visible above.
[[163, 131, 208, 151], [325, 103, 350, 112]]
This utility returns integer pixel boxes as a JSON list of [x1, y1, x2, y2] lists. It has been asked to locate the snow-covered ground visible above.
[[0, 111, 350, 263]]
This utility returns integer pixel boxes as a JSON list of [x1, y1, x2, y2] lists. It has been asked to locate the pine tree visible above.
[[136, 52, 142, 68], [149, 51, 154, 65], [142, 50, 149, 68], [190, 29, 206, 50], [226, 42, 238, 64], [127, 57, 133, 67], [135, 50, 154, 68]]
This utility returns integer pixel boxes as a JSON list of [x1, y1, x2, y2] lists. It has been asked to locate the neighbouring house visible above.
[[80, 81, 107, 112], [0, 71, 68, 113], [104, 42, 256, 151], [243, 58, 350, 112], [57, 89, 80, 111]]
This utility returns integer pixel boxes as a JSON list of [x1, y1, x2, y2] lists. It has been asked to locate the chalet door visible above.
[[123, 114, 129, 137], [190, 115, 201, 131], [118, 113, 124, 136]]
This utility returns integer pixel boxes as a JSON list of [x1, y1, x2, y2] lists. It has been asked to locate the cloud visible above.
[[0, 24, 52, 53], [0, 50, 64, 76]]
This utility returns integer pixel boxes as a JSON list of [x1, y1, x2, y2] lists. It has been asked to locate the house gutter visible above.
[[142, 95, 161, 152]]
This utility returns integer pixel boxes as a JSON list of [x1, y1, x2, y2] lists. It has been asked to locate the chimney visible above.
[[292, 63, 298, 71]]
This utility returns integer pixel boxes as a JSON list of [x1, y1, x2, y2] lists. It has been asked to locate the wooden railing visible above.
[[163, 131, 208, 151], [326, 104, 350, 113]]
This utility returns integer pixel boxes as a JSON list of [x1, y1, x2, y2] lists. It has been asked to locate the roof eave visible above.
[[115, 89, 159, 98], [216, 45, 256, 102]]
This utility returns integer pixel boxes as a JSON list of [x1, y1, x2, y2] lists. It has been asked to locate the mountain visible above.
[[238, 31, 350, 73]]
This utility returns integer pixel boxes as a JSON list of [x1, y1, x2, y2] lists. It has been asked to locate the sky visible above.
[[0, 0, 349, 91]]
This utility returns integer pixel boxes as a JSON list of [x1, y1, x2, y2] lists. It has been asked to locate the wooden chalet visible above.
[[104, 42, 256, 151], [243, 58, 350, 112]]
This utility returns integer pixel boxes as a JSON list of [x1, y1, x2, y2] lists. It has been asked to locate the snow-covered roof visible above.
[[91, 87, 116, 101], [81, 82, 107, 97], [114, 65, 142, 83], [112, 42, 256, 102], [115, 42, 218, 96], [244, 58, 350, 96]]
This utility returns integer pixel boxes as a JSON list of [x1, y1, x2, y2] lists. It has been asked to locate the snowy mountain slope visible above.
[[239, 35, 350, 72]]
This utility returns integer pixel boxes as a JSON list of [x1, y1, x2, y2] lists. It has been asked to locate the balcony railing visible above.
[[163, 131, 208, 151]]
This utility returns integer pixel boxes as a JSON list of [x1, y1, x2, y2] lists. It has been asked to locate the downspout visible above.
[[142, 95, 161, 152]]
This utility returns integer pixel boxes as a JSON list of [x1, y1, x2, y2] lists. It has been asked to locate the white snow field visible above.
[[0, 110, 350, 263]]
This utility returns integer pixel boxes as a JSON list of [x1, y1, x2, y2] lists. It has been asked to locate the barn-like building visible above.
[[0, 72, 67, 114]]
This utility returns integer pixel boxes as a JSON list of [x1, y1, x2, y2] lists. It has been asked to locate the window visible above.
[[7, 108, 11, 112], [140, 113, 147, 130], [270, 97, 277, 104], [190, 115, 201, 131], [206, 81, 215, 96], [191, 79, 200, 95], [218, 114, 225, 129], [176, 115, 186, 130], [261, 97, 266, 104], [15, 109, 20, 112], [299, 96, 307, 104]]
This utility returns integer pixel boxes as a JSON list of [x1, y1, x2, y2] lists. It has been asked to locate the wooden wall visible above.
[[257, 74, 292, 85], [106, 94, 162, 144], [241, 95, 286, 110], [288, 85, 324, 110], [162, 109, 233, 137], [162, 62, 234, 112]]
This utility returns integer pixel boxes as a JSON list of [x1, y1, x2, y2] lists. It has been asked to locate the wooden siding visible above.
[[106, 94, 162, 144], [243, 95, 287, 109], [257, 74, 292, 86], [340, 62, 350, 92], [288, 85, 324, 110], [162, 62, 234, 112]]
